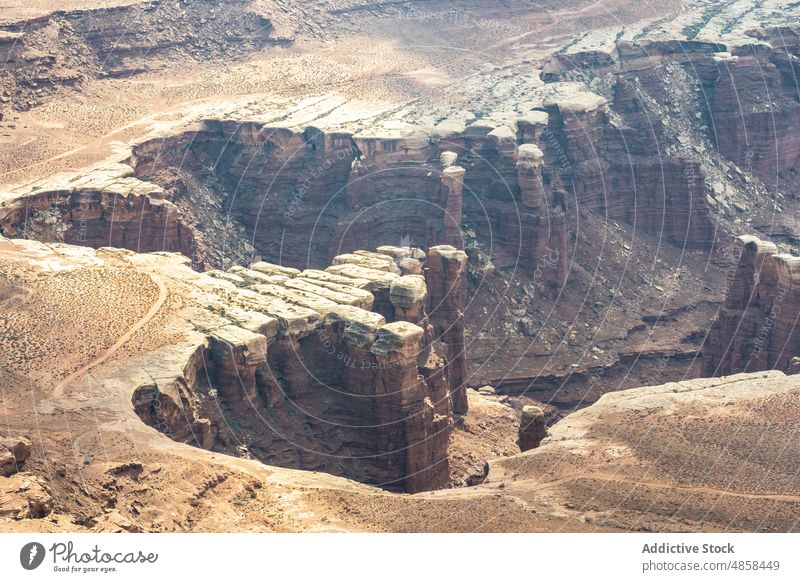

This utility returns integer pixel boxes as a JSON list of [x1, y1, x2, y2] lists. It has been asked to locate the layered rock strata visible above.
[[0, 436, 31, 477], [704, 236, 800, 376], [2, 75, 723, 282], [440, 155, 466, 248], [545, 33, 800, 208], [0, 164, 193, 257], [518, 406, 547, 452], [121, 243, 465, 492], [425, 246, 469, 414]]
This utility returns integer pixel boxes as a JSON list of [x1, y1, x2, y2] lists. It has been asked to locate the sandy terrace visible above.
[[0, 0, 693, 188]]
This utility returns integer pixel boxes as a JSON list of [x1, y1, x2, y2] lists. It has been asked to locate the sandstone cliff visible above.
[[704, 235, 800, 376], [1, 78, 719, 281], [0, 235, 466, 493], [3, 235, 800, 532]]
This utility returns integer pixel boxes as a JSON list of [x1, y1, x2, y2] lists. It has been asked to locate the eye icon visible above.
[[20, 542, 46, 570]]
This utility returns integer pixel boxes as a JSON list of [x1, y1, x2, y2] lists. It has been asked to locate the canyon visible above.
[[1, 235, 798, 532], [1, 0, 799, 533], [128, 243, 470, 493]]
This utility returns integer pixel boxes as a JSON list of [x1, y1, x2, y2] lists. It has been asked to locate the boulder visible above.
[[519, 406, 547, 451], [0, 436, 32, 476], [0, 474, 52, 519]]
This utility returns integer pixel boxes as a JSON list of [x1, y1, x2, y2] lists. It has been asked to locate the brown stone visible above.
[[704, 236, 800, 376], [519, 405, 547, 451], [426, 245, 469, 414], [0, 436, 31, 476]]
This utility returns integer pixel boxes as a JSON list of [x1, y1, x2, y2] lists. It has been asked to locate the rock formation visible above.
[[0, 164, 193, 258], [440, 153, 466, 248], [0, 435, 47, 520], [518, 406, 547, 451], [2, 0, 800, 536], [109, 242, 465, 493], [516, 144, 568, 295], [0, 74, 718, 275], [545, 34, 800, 182], [0, 1, 285, 116], [0, 436, 31, 477], [0, 475, 52, 520], [704, 236, 800, 376], [3, 226, 800, 531], [425, 246, 469, 414]]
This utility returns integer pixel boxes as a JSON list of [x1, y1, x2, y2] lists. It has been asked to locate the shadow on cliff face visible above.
[[111, 88, 728, 412], [130, 246, 472, 494], [4, 16, 800, 428], [704, 236, 800, 377]]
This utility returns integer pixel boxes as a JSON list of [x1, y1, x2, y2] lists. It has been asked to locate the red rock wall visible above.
[[548, 36, 800, 194], [545, 86, 716, 252], [132, 249, 464, 493], [204, 318, 452, 493], [0, 188, 193, 257], [706, 42, 800, 185], [425, 246, 469, 414], [704, 236, 800, 376], [129, 108, 717, 302]]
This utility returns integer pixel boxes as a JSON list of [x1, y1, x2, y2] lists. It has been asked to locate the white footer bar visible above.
[[1, 533, 797, 581]]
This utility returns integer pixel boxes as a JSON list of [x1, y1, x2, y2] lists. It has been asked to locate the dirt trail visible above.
[[52, 273, 168, 397], [486, 0, 612, 51], [528, 473, 800, 503]]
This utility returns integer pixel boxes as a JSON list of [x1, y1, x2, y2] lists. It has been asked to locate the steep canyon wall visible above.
[[129, 244, 469, 493], [121, 86, 718, 282], [704, 235, 800, 376]]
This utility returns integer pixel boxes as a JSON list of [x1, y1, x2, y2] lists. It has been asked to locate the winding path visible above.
[[53, 273, 168, 397], [529, 473, 800, 503]]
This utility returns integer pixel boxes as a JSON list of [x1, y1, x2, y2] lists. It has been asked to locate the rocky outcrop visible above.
[[545, 33, 800, 201], [543, 84, 715, 252], [518, 406, 547, 451], [119, 243, 467, 493], [704, 38, 800, 186], [0, 436, 31, 477], [425, 246, 469, 414], [0, 233, 465, 493], [517, 144, 546, 210], [516, 144, 568, 295], [0, 474, 53, 519], [704, 236, 800, 376], [440, 154, 466, 248], [120, 80, 717, 275], [130, 343, 216, 451], [0, 164, 194, 258], [0, 0, 286, 115], [0, 435, 47, 520], [3, 70, 727, 281]]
